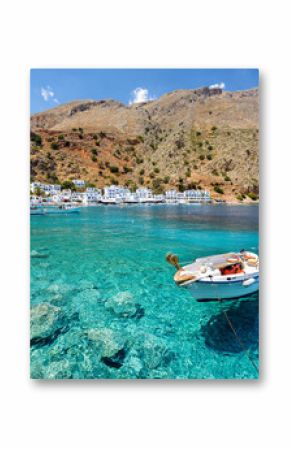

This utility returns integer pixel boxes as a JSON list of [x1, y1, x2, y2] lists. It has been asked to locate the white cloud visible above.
[[129, 87, 156, 105], [41, 85, 59, 104], [209, 82, 225, 90]]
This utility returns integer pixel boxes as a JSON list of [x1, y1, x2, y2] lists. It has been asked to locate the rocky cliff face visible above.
[[30, 87, 259, 200]]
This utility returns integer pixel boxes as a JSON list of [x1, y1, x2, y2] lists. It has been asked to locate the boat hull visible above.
[[183, 276, 259, 300], [45, 207, 80, 214], [30, 209, 45, 215]]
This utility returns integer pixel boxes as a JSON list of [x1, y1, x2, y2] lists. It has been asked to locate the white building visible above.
[[30, 182, 61, 195], [165, 190, 178, 202], [103, 185, 130, 200], [83, 191, 102, 204], [72, 179, 85, 188], [60, 189, 72, 202], [136, 188, 153, 199], [153, 194, 165, 203]]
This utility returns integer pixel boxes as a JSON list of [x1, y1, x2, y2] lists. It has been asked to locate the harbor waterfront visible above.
[[31, 204, 259, 379], [30, 181, 212, 206]]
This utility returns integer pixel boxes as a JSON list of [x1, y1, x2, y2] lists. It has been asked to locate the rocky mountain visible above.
[[30, 87, 259, 201]]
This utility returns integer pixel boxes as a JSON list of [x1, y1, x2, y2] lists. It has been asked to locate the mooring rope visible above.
[[217, 298, 259, 374]]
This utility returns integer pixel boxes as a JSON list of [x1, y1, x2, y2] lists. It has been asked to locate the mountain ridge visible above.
[[30, 87, 259, 201]]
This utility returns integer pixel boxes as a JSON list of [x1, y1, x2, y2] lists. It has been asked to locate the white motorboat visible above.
[[100, 197, 122, 205], [166, 251, 259, 301]]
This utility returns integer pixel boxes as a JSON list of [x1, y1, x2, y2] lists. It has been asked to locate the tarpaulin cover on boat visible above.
[[195, 253, 240, 269]]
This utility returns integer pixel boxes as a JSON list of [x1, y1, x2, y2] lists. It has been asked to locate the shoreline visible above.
[[32, 200, 259, 209]]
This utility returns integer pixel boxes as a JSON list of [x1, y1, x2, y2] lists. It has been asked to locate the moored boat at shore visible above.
[[45, 204, 80, 214], [30, 205, 46, 215]]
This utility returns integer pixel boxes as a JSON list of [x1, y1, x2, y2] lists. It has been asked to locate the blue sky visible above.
[[30, 68, 259, 114]]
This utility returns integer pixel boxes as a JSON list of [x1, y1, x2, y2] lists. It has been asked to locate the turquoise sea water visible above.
[[30, 204, 259, 379]]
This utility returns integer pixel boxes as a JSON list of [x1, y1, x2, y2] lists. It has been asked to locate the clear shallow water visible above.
[[30, 204, 259, 379]]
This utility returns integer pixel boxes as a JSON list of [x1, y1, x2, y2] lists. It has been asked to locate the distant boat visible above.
[[100, 197, 122, 205], [166, 251, 259, 301], [30, 205, 46, 215], [45, 204, 80, 214]]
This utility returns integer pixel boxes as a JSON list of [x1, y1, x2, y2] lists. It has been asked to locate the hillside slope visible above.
[[30, 87, 259, 200]]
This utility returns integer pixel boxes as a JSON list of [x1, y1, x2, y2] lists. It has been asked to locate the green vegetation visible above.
[[91, 148, 98, 156], [236, 194, 244, 201], [123, 166, 133, 174], [91, 155, 97, 162], [139, 168, 145, 176], [50, 142, 59, 150], [207, 154, 212, 160], [211, 126, 217, 132], [136, 157, 144, 164], [199, 154, 205, 161], [214, 186, 224, 194], [47, 172, 59, 184], [247, 192, 258, 201], [139, 176, 144, 185], [34, 187, 44, 196], [61, 180, 76, 191], [224, 175, 231, 181], [152, 178, 163, 194], [58, 134, 64, 140], [109, 165, 119, 174], [30, 132, 42, 147], [177, 181, 185, 192], [154, 167, 160, 174]]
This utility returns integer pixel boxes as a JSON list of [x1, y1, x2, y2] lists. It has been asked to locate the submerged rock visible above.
[[45, 360, 73, 379], [73, 288, 101, 303], [102, 348, 127, 369], [30, 302, 66, 346], [105, 291, 137, 317], [87, 328, 125, 358], [31, 250, 49, 259], [137, 334, 170, 370]]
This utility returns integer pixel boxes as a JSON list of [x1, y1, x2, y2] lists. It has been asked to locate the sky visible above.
[[30, 68, 259, 114]]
